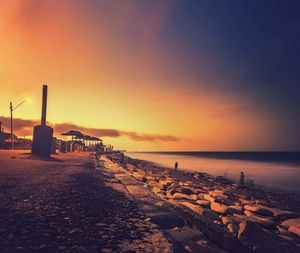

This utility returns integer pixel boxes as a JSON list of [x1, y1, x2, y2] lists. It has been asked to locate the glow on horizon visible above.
[[0, 1, 297, 151]]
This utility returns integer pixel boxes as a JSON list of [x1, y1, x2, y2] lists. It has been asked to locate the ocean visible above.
[[125, 151, 300, 192]]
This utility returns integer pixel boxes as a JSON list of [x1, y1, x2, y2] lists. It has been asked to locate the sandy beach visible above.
[[0, 150, 171, 253], [1, 150, 300, 253]]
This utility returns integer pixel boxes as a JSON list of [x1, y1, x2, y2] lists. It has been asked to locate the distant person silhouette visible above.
[[174, 161, 178, 170], [239, 171, 245, 187]]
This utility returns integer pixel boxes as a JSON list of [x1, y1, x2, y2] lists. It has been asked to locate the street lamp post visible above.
[[9, 100, 26, 150], [10, 102, 13, 149]]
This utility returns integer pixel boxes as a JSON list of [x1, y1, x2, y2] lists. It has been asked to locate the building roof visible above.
[[0, 131, 18, 142]]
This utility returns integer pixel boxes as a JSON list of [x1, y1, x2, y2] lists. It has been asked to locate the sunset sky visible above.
[[0, 0, 299, 151]]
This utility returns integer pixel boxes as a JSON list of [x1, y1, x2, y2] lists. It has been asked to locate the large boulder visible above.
[[221, 216, 240, 236], [205, 190, 235, 205], [238, 221, 300, 253], [281, 218, 300, 229], [132, 172, 147, 182], [145, 176, 156, 182], [159, 179, 173, 189], [204, 194, 215, 202], [178, 202, 219, 221], [281, 219, 300, 237], [169, 182, 180, 189], [221, 216, 239, 225], [171, 192, 198, 201], [244, 210, 275, 228], [273, 210, 300, 221], [244, 205, 273, 217], [276, 225, 297, 237], [209, 190, 227, 198], [230, 205, 243, 213], [174, 205, 251, 253], [233, 213, 275, 229], [196, 199, 211, 208], [288, 226, 300, 237], [125, 163, 136, 172], [147, 180, 167, 190], [211, 202, 242, 215], [227, 222, 239, 236], [166, 189, 177, 197], [151, 187, 162, 194], [180, 186, 195, 195], [239, 198, 255, 205]]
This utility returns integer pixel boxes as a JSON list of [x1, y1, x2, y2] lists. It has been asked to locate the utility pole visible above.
[[10, 102, 13, 150], [9, 100, 26, 150]]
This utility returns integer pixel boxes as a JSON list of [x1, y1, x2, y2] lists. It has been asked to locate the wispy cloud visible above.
[[121, 131, 180, 142], [0, 116, 180, 142]]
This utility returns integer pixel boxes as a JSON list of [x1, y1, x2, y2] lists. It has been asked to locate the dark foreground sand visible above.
[[2, 150, 300, 253], [0, 151, 169, 253]]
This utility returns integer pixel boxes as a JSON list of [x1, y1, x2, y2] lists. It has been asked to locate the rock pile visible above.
[[119, 157, 300, 253]]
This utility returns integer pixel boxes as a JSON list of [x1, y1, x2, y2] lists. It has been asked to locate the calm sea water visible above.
[[125, 152, 300, 192]]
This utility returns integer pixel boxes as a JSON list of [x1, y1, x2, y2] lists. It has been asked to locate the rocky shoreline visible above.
[[108, 153, 300, 253]]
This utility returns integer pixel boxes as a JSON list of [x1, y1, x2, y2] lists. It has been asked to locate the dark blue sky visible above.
[[157, 1, 300, 148], [162, 1, 300, 99]]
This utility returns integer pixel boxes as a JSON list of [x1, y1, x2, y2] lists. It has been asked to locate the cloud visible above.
[[121, 131, 180, 142], [0, 116, 38, 136], [53, 122, 120, 138], [0, 116, 180, 142]]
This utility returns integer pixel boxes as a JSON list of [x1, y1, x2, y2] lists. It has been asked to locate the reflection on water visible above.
[[126, 152, 300, 192]]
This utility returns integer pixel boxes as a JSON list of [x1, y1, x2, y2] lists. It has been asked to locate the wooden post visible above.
[[10, 102, 14, 150]]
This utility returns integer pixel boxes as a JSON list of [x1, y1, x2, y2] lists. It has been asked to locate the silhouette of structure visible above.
[[61, 130, 103, 152], [31, 85, 54, 157], [9, 100, 26, 149]]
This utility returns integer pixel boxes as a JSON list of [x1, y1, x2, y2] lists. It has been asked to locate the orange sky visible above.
[[0, 1, 295, 151]]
